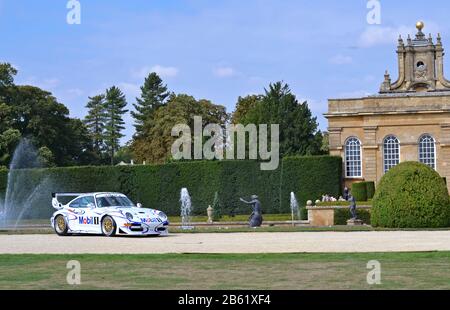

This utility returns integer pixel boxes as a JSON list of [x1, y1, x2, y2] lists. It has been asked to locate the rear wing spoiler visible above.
[[52, 193, 83, 210]]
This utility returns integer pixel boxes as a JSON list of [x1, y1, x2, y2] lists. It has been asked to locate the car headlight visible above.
[[158, 211, 168, 221], [126, 212, 134, 221]]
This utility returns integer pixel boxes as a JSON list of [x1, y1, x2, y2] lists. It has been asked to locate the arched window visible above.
[[419, 135, 436, 169], [383, 135, 400, 173], [345, 137, 362, 178]]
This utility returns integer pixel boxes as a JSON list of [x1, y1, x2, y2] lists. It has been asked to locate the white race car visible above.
[[50, 192, 169, 237]]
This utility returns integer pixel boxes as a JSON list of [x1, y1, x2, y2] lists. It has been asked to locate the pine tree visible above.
[[104, 86, 128, 165], [83, 94, 107, 156], [131, 72, 170, 136]]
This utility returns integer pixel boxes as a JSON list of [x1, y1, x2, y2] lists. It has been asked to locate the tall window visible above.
[[345, 137, 362, 178], [384, 135, 400, 173], [419, 135, 436, 169]]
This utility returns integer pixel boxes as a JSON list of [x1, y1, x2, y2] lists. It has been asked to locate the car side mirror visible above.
[[137, 203, 143, 208]]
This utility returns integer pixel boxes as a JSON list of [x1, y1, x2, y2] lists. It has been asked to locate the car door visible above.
[[69, 196, 100, 233]]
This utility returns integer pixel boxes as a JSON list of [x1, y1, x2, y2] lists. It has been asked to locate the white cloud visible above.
[[118, 82, 141, 100], [329, 55, 353, 65], [358, 22, 441, 48], [213, 66, 236, 78], [66, 88, 84, 97], [20, 77, 60, 90], [133, 65, 179, 79]]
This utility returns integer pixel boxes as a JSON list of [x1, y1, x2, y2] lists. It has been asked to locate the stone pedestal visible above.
[[306, 205, 371, 227], [347, 219, 364, 226]]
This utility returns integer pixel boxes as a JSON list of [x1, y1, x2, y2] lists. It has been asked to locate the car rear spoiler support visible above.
[[51, 193, 83, 210]]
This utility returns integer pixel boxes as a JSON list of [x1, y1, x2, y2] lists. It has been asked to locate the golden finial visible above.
[[416, 21, 425, 31]]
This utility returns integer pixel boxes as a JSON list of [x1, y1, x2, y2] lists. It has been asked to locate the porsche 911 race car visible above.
[[50, 192, 169, 237]]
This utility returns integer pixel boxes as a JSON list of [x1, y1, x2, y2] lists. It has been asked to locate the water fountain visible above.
[[0, 139, 49, 229], [180, 188, 194, 230], [290, 192, 300, 226]]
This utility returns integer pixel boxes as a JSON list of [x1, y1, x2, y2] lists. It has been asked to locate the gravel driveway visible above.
[[1, 231, 450, 254]]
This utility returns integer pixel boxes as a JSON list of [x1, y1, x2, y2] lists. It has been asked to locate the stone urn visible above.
[[207, 205, 214, 223]]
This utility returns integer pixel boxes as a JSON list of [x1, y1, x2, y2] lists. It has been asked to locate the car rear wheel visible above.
[[54, 215, 69, 236], [101, 216, 116, 237]]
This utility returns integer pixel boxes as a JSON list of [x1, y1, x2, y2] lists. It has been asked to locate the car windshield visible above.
[[96, 196, 135, 208]]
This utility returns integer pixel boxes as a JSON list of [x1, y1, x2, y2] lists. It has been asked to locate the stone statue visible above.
[[348, 194, 357, 219], [240, 195, 263, 227]]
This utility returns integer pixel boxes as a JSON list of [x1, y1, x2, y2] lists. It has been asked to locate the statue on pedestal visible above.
[[239, 195, 263, 228]]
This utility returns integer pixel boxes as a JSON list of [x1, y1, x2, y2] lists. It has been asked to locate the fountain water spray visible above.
[[290, 192, 300, 226], [180, 188, 194, 230], [0, 139, 49, 229]]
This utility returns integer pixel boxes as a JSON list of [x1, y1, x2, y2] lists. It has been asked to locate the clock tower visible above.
[[380, 21, 450, 93]]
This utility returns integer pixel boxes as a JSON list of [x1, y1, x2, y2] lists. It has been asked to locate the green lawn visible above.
[[0, 252, 449, 290]]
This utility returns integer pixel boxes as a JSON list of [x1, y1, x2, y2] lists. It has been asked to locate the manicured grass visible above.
[[0, 252, 449, 290]]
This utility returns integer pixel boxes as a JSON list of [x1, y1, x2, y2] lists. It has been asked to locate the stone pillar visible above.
[[440, 124, 450, 192], [328, 127, 342, 156], [363, 127, 378, 182]]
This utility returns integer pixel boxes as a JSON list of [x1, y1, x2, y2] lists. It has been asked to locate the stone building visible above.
[[326, 22, 450, 191]]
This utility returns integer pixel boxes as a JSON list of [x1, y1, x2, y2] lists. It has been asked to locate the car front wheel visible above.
[[101, 216, 116, 237], [54, 215, 69, 236]]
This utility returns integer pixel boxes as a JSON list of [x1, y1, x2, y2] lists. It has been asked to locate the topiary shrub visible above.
[[334, 208, 371, 225], [351, 182, 367, 201], [372, 162, 450, 228], [365, 182, 375, 200]]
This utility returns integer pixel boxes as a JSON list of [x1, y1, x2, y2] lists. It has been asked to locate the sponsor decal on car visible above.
[[141, 218, 162, 224], [78, 216, 99, 225], [69, 208, 85, 215]]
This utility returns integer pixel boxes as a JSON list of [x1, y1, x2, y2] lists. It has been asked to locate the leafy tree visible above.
[[38, 146, 56, 167], [0, 129, 21, 165], [233, 82, 323, 157], [115, 144, 133, 164], [131, 72, 170, 136], [6, 85, 95, 166], [321, 131, 329, 154], [84, 94, 107, 156], [104, 86, 128, 165], [132, 94, 227, 164], [231, 95, 262, 124], [0, 63, 96, 167], [0, 63, 17, 89]]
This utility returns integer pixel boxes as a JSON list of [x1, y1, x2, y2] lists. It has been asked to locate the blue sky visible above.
[[1, 0, 450, 143]]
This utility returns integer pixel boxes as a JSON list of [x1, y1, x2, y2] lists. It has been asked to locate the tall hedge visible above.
[[365, 182, 376, 200], [372, 162, 450, 228], [0, 169, 7, 191], [351, 182, 368, 201], [281, 156, 342, 213], [0, 169, 7, 203], [0, 156, 342, 219]]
